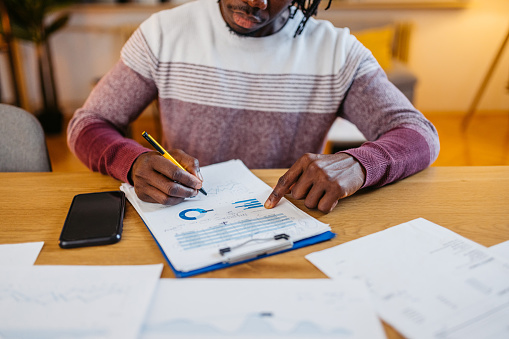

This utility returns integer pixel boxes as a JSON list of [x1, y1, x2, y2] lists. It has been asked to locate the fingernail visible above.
[[264, 199, 273, 209]]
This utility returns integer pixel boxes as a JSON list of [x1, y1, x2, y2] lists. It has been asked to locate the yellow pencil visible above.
[[142, 131, 207, 196]]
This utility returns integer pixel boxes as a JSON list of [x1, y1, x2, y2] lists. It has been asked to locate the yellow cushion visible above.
[[352, 25, 395, 71]]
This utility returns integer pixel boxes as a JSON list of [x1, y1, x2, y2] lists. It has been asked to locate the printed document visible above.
[[0, 242, 43, 266], [121, 160, 330, 273], [490, 240, 509, 260], [0, 264, 162, 339], [306, 218, 509, 339], [141, 278, 386, 339]]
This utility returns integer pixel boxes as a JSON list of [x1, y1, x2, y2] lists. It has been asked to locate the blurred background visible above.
[[1, 0, 508, 171]]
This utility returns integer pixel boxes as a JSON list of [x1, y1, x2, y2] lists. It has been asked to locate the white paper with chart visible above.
[[306, 218, 509, 339], [121, 160, 331, 273], [140, 278, 386, 339], [0, 264, 163, 339]]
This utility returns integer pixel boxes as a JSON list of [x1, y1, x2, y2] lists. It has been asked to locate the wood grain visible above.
[[2, 167, 508, 270], [1, 167, 508, 338]]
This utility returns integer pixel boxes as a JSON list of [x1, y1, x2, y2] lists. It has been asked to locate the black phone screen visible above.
[[59, 191, 125, 248]]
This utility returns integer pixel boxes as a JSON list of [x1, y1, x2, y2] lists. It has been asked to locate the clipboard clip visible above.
[[219, 234, 293, 264]]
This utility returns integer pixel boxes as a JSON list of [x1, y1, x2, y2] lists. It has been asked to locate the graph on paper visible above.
[[120, 160, 331, 273], [143, 312, 354, 338], [205, 181, 251, 197], [140, 279, 386, 339], [232, 198, 264, 210], [178, 208, 214, 221], [176, 199, 264, 222], [175, 213, 296, 250], [0, 265, 162, 339]]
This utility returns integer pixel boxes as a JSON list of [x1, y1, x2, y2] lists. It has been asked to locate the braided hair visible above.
[[291, 0, 332, 37]]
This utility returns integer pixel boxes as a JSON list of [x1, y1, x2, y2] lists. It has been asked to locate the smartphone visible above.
[[59, 191, 126, 249]]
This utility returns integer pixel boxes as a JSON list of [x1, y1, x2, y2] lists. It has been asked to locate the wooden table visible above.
[[1, 167, 508, 338]]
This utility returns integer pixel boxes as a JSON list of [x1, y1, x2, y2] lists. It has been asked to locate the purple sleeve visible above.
[[67, 61, 157, 183], [339, 68, 440, 188]]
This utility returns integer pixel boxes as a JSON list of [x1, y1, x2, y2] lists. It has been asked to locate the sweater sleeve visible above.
[[339, 67, 440, 188], [67, 61, 158, 183]]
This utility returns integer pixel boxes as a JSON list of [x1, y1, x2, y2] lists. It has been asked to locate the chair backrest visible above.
[[0, 104, 52, 172], [321, 18, 414, 64]]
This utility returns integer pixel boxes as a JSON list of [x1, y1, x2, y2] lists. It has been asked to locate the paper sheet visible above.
[[121, 160, 330, 272], [0, 242, 44, 266], [0, 264, 163, 339], [306, 218, 509, 339], [490, 240, 509, 259], [140, 278, 386, 339]]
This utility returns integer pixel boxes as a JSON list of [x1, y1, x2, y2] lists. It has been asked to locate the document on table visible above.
[[306, 218, 509, 339], [0, 242, 44, 265], [140, 278, 386, 339], [121, 160, 332, 275], [0, 264, 163, 339], [490, 240, 509, 259]]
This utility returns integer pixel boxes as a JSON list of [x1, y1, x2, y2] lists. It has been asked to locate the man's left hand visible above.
[[264, 153, 366, 213]]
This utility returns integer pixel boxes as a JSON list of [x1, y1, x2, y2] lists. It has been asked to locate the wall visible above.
[[0, 4, 160, 114], [318, 0, 509, 113], [1, 0, 508, 114]]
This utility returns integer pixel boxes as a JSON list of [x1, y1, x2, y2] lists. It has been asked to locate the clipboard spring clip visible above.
[[219, 234, 293, 263], [219, 234, 290, 255]]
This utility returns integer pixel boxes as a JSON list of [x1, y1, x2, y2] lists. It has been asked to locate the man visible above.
[[68, 0, 439, 213]]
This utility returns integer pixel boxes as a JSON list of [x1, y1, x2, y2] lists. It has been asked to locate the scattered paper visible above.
[[0, 264, 163, 339], [490, 240, 509, 259], [140, 278, 386, 339], [0, 242, 44, 266], [306, 218, 509, 339], [121, 160, 330, 273]]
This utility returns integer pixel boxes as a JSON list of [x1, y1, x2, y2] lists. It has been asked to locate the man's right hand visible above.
[[130, 151, 204, 205]]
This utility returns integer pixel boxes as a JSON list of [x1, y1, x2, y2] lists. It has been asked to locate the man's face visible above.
[[219, 0, 293, 37]]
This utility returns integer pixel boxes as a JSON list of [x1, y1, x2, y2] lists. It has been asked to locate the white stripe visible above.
[[120, 6, 377, 114]]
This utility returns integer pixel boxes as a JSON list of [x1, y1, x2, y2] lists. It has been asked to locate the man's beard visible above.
[[219, 0, 261, 38], [224, 23, 257, 37]]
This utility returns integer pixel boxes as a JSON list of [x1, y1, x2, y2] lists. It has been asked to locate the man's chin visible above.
[[225, 23, 260, 37]]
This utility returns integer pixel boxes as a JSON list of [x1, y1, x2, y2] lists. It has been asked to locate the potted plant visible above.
[[1, 0, 76, 134]]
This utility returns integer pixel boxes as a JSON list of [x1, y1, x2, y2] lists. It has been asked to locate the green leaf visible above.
[[10, 23, 37, 42], [44, 13, 69, 38], [2, 0, 77, 42]]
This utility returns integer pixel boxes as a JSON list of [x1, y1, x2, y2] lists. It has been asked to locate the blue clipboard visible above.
[[141, 218, 336, 278]]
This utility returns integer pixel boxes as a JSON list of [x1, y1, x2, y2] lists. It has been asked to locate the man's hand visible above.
[[264, 153, 366, 213], [130, 150, 204, 205]]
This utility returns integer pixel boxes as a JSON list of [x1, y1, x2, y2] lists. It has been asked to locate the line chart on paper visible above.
[[119, 160, 332, 274], [175, 213, 296, 250], [232, 198, 264, 210]]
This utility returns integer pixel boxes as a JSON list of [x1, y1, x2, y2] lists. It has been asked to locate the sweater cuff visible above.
[[73, 122, 151, 183], [341, 127, 431, 188]]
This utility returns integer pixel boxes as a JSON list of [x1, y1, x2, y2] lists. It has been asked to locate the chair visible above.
[[0, 104, 52, 172]]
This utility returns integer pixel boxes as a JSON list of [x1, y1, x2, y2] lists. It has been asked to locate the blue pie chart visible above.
[[179, 208, 213, 221]]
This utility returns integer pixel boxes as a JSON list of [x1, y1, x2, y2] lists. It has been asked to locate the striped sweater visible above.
[[68, 0, 439, 187]]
